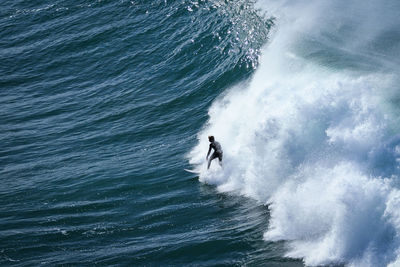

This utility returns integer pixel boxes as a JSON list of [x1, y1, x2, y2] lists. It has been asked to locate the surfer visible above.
[[206, 135, 223, 169]]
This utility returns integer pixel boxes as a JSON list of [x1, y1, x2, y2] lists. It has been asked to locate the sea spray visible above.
[[266, 163, 400, 266], [189, 0, 400, 265]]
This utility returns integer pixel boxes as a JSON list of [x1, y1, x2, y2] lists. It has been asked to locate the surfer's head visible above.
[[208, 135, 214, 142]]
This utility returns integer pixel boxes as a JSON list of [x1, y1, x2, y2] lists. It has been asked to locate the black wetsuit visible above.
[[209, 141, 223, 161]]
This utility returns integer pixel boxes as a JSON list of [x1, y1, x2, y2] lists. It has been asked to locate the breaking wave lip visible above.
[[189, 0, 400, 266]]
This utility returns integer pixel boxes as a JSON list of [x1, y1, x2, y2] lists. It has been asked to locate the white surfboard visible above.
[[184, 168, 200, 174]]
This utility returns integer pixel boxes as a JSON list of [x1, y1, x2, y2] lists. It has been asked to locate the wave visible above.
[[189, 0, 400, 266]]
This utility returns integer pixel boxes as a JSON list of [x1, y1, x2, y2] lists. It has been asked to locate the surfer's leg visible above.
[[217, 152, 223, 167], [208, 153, 217, 169]]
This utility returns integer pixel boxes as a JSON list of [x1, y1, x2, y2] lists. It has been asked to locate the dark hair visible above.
[[208, 135, 214, 142]]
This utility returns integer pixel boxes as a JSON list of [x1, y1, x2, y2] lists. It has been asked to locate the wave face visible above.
[[189, 0, 400, 266]]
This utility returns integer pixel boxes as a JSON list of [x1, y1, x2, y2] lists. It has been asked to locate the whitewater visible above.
[[189, 0, 400, 266]]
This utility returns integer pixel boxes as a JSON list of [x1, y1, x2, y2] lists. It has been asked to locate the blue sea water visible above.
[[1, 0, 400, 266]]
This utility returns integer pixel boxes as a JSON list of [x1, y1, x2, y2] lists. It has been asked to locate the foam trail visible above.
[[189, 0, 400, 266]]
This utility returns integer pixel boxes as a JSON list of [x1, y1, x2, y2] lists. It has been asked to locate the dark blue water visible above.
[[2, 0, 400, 266], [0, 0, 297, 266]]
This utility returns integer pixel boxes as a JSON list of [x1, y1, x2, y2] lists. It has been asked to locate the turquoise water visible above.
[[2, 0, 400, 266]]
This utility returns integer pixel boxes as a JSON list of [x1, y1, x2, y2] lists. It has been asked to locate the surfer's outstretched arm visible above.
[[206, 145, 212, 160]]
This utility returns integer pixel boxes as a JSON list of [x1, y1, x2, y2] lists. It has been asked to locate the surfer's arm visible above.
[[206, 145, 212, 159]]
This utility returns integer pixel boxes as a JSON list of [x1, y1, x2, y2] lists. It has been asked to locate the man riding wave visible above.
[[206, 135, 223, 169]]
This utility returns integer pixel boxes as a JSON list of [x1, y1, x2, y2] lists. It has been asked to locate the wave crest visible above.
[[189, 0, 400, 265]]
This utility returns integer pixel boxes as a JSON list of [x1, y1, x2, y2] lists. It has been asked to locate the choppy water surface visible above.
[[2, 0, 400, 266]]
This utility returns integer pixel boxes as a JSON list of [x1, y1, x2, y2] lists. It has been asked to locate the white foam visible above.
[[188, 0, 400, 265]]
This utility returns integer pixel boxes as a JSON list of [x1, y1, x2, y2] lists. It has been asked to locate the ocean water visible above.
[[1, 0, 400, 266]]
